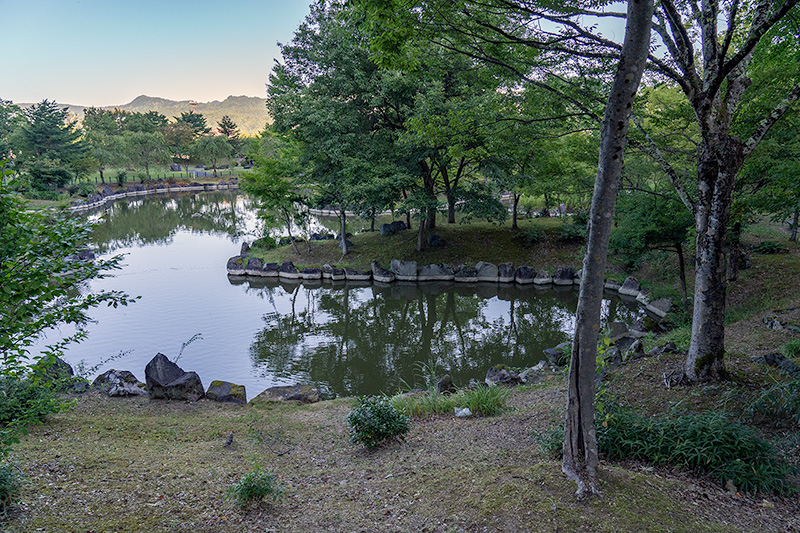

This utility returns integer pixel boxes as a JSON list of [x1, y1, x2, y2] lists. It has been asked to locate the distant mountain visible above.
[[20, 95, 270, 136]]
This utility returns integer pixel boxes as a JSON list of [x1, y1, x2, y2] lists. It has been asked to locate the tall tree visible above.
[[118, 131, 170, 180], [175, 111, 211, 137], [217, 115, 241, 151], [190, 135, 234, 177]]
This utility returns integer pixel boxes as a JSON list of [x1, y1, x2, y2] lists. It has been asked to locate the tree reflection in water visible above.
[[240, 278, 641, 397]]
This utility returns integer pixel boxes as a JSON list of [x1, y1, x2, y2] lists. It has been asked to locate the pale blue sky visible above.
[[0, 0, 312, 106]]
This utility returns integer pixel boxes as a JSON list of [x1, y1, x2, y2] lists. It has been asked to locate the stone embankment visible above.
[[68, 180, 240, 213], [226, 254, 675, 320]]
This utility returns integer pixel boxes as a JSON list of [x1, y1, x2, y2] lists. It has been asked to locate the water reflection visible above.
[[231, 277, 641, 397]]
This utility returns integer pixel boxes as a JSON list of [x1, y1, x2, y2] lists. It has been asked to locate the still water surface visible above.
[[41, 192, 640, 399]]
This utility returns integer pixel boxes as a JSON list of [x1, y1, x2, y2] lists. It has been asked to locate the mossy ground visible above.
[[5, 219, 800, 531]]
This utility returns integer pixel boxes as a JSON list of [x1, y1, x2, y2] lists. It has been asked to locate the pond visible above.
[[38, 191, 641, 399]]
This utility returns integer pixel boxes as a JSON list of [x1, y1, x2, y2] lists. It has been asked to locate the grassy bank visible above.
[[250, 217, 587, 272]]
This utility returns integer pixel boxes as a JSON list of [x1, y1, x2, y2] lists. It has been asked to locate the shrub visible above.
[[116, 170, 128, 187], [753, 240, 787, 254], [347, 396, 409, 448], [598, 407, 795, 494], [0, 463, 21, 517], [252, 236, 277, 250], [226, 466, 282, 508], [0, 376, 62, 427], [68, 182, 96, 197], [515, 226, 545, 248], [558, 220, 587, 243]]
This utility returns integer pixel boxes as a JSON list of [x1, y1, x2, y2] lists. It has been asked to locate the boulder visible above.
[[498, 263, 515, 283], [519, 361, 550, 383], [391, 259, 418, 281], [475, 262, 499, 282], [301, 267, 322, 280], [92, 370, 147, 397], [144, 353, 205, 402], [371, 261, 396, 283], [533, 269, 553, 285], [226, 256, 246, 275], [604, 279, 622, 291], [330, 267, 346, 281], [379, 221, 408, 236], [245, 257, 264, 276], [454, 265, 478, 283], [553, 266, 575, 286], [170, 163, 182, 171], [485, 365, 522, 387], [418, 264, 454, 281], [279, 261, 302, 279], [206, 380, 247, 405], [260, 262, 280, 277], [454, 407, 473, 418], [240, 242, 251, 256], [625, 339, 645, 361], [322, 264, 334, 279], [344, 267, 372, 281], [647, 298, 673, 318], [636, 288, 651, 305], [543, 342, 571, 366], [36, 356, 74, 382], [428, 233, 446, 247], [618, 276, 640, 297], [515, 266, 536, 285], [646, 341, 678, 357], [436, 374, 456, 395], [250, 384, 321, 404]]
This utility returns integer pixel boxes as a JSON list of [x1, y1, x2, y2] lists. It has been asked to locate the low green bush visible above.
[[226, 466, 282, 508], [0, 463, 21, 517], [753, 240, 787, 254], [116, 170, 128, 187], [347, 396, 410, 448], [390, 385, 510, 418], [599, 407, 795, 494], [514, 226, 545, 248], [0, 376, 65, 457], [252, 236, 278, 250], [558, 221, 586, 243]]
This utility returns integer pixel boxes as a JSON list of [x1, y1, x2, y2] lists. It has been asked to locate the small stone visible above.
[[454, 407, 472, 418]]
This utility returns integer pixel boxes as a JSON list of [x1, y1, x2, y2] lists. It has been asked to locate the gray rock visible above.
[[646, 341, 678, 357], [344, 267, 372, 281], [279, 261, 302, 279], [608, 322, 630, 342], [626, 339, 645, 361], [558, 203, 567, 215], [145, 353, 205, 402], [647, 298, 673, 318], [543, 342, 571, 366], [322, 264, 334, 279], [391, 259, 418, 281], [330, 267, 346, 281], [226, 255, 246, 275], [454, 265, 478, 283], [380, 220, 408, 236], [261, 262, 280, 277], [36, 356, 74, 382], [454, 407, 472, 418], [245, 257, 264, 276], [371, 261, 396, 283], [515, 266, 537, 284], [519, 360, 549, 383], [418, 264, 454, 281], [619, 276, 640, 297], [498, 263, 515, 283], [301, 267, 322, 280], [92, 369, 147, 397], [604, 279, 622, 291], [206, 380, 247, 405], [533, 269, 553, 285], [436, 374, 456, 395], [240, 242, 251, 256], [250, 384, 321, 404], [473, 261, 498, 282], [485, 365, 523, 386], [553, 266, 575, 286], [636, 288, 651, 305]]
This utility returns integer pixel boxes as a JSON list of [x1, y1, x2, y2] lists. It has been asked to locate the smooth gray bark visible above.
[[562, 0, 653, 498]]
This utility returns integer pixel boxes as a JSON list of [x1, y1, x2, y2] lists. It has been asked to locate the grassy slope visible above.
[[6, 219, 800, 531]]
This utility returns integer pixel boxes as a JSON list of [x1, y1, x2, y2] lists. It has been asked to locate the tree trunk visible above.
[[684, 163, 737, 381], [416, 215, 425, 252], [427, 207, 436, 230], [676, 241, 688, 309], [339, 210, 349, 256], [370, 211, 375, 232], [512, 194, 520, 229], [285, 211, 301, 256], [99, 166, 105, 184], [791, 208, 799, 242], [406, 210, 412, 230], [562, 0, 653, 499]]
